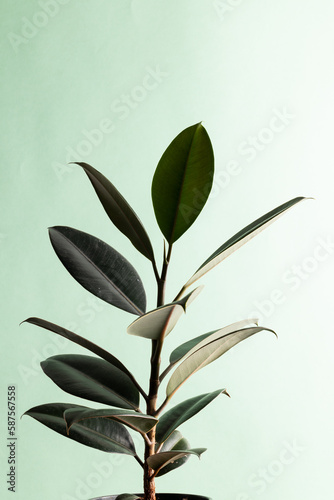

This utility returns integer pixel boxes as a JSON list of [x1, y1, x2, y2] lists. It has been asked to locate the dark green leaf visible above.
[[49, 226, 146, 315], [147, 448, 206, 475], [64, 407, 158, 434], [75, 162, 155, 263], [152, 123, 214, 244], [127, 287, 202, 340], [156, 430, 191, 476], [24, 403, 136, 455], [41, 354, 140, 410], [183, 197, 307, 289], [22, 317, 138, 381], [166, 327, 275, 397], [156, 389, 226, 444], [115, 495, 141, 500]]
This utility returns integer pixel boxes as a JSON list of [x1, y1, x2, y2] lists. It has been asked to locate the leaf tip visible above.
[[268, 328, 278, 339]]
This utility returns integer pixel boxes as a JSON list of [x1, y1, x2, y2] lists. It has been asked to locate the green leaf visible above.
[[64, 407, 158, 434], [24, 403, 136, 455], [127, 287, 202, 340], [166, 327, 275, 397], [49, 226, 146, 315], [115, 495, 141, 500], [41, 354, 140, 410], [156, 430, 191, 476], [156, 389, 226, 444], [75, 162, 155, 263], [183, 197, 307, 289], [175, 285, 204, 310], [22, 317, 139, 382], [147, 448, 206, 475], [152, 123, 214, 244], [169, 318, 258, 365], [127, 304, 183, 340]]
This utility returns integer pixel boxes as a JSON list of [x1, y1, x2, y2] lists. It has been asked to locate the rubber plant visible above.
[[23, 123, 306, 500]]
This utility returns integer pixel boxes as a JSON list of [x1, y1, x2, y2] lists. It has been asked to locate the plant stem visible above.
[[157, 244, 172, 307], [158, 363, 174, 383], [143, 242, 172, 500], [154, 395, 171, 417], [152, 259, 160, 284], [135, 455, 145, 468]]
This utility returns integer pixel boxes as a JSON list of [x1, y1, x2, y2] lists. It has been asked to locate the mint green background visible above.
[[1, 1, 333, 499]]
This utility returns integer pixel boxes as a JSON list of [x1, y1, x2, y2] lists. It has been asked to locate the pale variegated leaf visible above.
[[166, 327, 275, 397], [127, 287, 202, 340], [182, 197, 307, 290], [146, 448, 206, 475], [169, 318, 258, 365]]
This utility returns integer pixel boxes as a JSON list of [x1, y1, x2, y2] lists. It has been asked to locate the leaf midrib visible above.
[[54, 229, 143, 315], [67, 410, 157, 433], [27, 317, 134, 378], [73, 420, 135, 454], [158, 391, 221, 442], [168, 328, 267, 396], [28, 411, 135, 454], [168, 124, 200, 243], [85, 168, 153, 260], [46, 358, 139, 410]]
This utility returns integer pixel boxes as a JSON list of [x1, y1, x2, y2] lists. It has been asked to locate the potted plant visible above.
[[23, 123, 306, 500]]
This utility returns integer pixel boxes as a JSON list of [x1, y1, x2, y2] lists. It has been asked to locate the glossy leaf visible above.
[[169, 318, 258, 365], [115, 495, 140, 500], [176, 285, 204, 310], [127, 287, 202, 340], [152, 123, 214, 244], [166, 327, 275, 397], [156, 389, 226, 444], [24, 403, 136, 455], [127, 303, 183, 340], [22, 317, 139, 383], [156, 430, 191, 476], [183, 197, 306, 289], [41, 354, 140, 410], [64, 407, 158, 434], [75, 162, 155, 263], [49, 226, 146, 315], [147, 448, 206, 475]]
